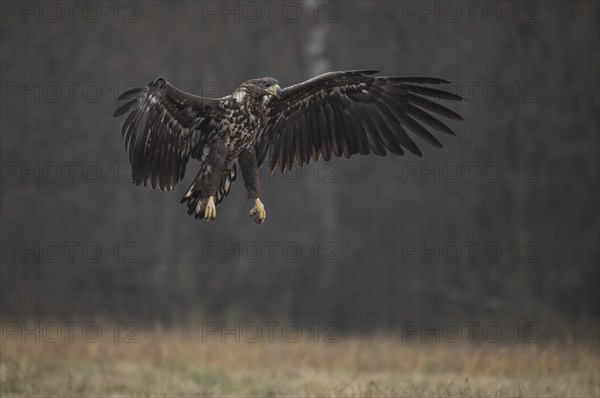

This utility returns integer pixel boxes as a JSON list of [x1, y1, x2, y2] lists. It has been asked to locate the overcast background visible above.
[[1, 1, 598, 338]]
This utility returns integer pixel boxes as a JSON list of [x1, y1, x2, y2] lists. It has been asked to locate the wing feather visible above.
[[258, 71, 463, 172], [113, 78, 223, 190], [407, 93, 464, 121], [316, 107, 332, 161], [325, 102, 345, 157]]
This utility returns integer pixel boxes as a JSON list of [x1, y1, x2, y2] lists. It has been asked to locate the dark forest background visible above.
[[1, 1, 598, 336]]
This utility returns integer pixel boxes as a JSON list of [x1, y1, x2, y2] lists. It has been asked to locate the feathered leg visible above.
[[239, 149, 266, 224], [181, 140, 228, 221]]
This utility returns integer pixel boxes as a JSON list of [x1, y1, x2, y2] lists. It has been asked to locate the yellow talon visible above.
[[204, 196, 216, 221], [249, 198, 266, 224]]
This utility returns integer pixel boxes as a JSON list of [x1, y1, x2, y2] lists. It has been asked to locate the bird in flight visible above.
[[114, 70, 463, 223]]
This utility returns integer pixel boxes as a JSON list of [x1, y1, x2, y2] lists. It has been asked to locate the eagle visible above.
[[113, 70, 463, 223]]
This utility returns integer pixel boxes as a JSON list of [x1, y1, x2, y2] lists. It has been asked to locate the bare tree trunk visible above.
[[303, 0, 336, 239]]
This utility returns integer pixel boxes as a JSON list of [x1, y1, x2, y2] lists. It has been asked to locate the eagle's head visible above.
[[234, 77, 282, 102]]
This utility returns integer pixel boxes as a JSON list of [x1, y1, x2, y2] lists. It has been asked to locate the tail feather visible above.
[[180, 181, 204, 218], [180, 164, 237, 219], [215, 165, 237, 205]]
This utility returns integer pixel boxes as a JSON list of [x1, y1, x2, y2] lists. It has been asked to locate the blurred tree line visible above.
[[1, 1, 598, 335]]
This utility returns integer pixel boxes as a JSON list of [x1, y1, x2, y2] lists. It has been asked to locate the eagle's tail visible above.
[[215, 164, 237, 205], [180, 165, 237, 219], [180, 181, 204, 219]]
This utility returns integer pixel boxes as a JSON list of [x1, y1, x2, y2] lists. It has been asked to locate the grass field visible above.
[[1, 326, 598, 397]]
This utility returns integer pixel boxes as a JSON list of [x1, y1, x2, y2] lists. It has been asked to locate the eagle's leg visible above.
[[239, 149, 266, 224], [182, 141, 228, 221]]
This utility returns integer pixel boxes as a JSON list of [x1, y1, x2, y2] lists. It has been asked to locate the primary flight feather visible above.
[[113, 70, 464, 223]]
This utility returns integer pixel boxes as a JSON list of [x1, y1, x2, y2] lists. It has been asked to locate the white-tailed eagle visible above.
[[113, 70, 463, 223]]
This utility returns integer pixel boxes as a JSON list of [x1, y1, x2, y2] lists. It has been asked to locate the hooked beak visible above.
[[268, 84, 282, 99]]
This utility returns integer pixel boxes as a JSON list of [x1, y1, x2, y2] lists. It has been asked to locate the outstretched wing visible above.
[[113, 77, 223, 190], [256, 70, 464, 172]]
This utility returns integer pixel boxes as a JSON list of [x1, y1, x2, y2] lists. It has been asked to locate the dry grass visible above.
[[1, 328, 598, 397]]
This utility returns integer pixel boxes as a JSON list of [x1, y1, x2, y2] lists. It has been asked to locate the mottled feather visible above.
[[257, 70, 463, 172], [114, 71, 464, 222]]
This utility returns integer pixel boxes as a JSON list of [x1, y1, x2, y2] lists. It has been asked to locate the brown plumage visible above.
[[113, 70, 464, 223]]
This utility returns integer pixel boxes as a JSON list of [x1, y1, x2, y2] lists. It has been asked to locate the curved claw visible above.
[[204, 196, 216, 221], [249, 198, 267, 224]]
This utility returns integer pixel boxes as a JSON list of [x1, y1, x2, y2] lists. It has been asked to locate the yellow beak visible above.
[[268, 84, 282, 98]]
